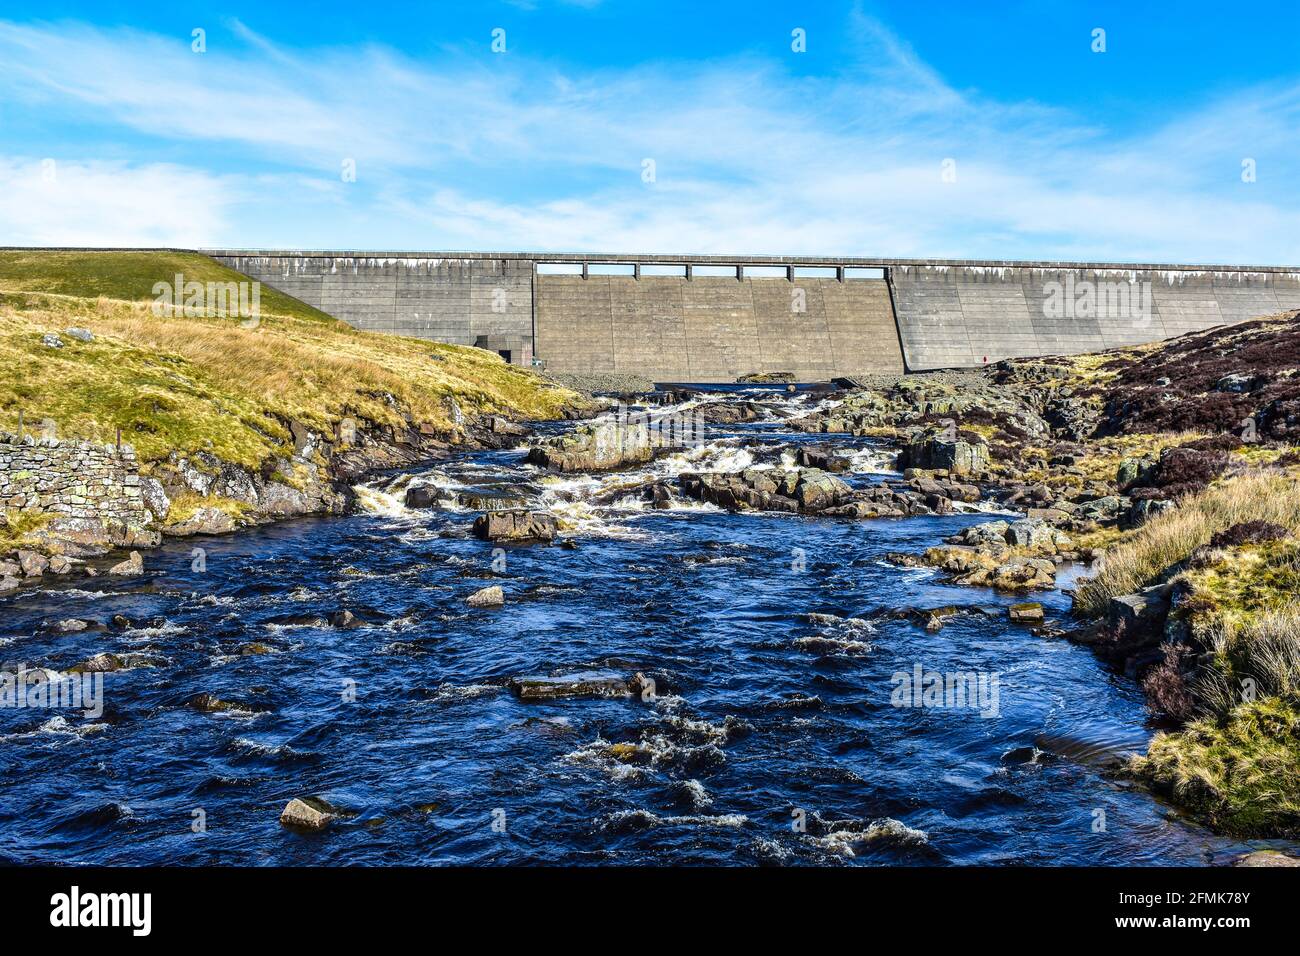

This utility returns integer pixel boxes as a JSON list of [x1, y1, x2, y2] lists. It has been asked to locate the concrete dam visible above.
[[209, 251, 1300, 382]]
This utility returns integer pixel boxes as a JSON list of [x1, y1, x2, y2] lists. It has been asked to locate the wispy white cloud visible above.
[[0, 157, 232, 246], [0, 15, 1298, 261]]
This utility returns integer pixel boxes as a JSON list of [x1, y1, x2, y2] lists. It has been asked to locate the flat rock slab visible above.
[[280, 798, 334, 831], [508, 670, 634, 701]]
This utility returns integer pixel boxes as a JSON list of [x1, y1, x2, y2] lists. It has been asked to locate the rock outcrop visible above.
[[472, 510, 558, 542]]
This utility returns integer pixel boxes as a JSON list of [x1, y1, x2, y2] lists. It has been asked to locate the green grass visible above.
[[1132, 695, 1300, 838], [0, 251, 582, 472], [0, 250, 334, 323]]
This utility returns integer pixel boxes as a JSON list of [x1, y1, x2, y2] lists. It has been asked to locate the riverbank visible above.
[[778, 312, 1300, 840], [0, 251, 585, 587]]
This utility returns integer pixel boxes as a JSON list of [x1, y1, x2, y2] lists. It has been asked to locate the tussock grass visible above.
[[1075, 472, 1300, 616], [0, 252, 580, 470], [1132, 695, 1300, 837]]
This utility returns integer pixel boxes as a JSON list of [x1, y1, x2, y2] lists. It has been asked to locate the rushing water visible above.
[[0, 389, 1286, 865]]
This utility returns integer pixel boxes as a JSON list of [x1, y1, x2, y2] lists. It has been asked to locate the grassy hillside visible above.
[[0, 251, 579, 470]]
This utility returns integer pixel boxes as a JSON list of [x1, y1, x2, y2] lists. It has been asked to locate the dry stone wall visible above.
[[0, 433, 150, 527]]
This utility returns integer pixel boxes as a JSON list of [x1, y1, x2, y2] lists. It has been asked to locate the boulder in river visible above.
[[280, 798, 334, 831], [677, 467, 852, 515], [796, 445, 852, 473], [1233, 850, 1300, 867], [107, 551, 144, 576], [472, 510, 557, 542], [457, 490, 529, 512], [526, 417, 679, 472], [466, 585, 505, 607], [1008, 602, 1045, 623], [330, 610, 360, 629], [187, 692, 255, 714], [404, 484, 449, 509], [70, 652, 157, 673]]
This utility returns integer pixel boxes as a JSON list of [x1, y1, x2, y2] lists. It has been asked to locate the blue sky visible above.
[[3, 0, 1300, 262]]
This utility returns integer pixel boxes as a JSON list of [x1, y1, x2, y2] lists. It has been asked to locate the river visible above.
[[0, 387, 1275, 864]]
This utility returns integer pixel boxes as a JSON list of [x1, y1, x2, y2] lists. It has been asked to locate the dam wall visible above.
[[212, 253, 535, 359], [535, 274, 901, 381], [205, 250, 1300, 381], [892, 264, 1300, 370]]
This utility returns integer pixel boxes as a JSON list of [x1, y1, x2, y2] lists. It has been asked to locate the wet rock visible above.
[[696, 400, 769, 424], [527, 418, 678, 472], [47, 555, 72, 575], [472, 510, 557, 542], [466, 585, 504, 607], [797, 446, 852, 473], [404, 484, 448, 509], [107, 550, 144, 576], [918, 606, 963, 631], [280, 797, 333, 831], [0, 574, 18, 594], [70, 652, 157, 673], [796, 470, 854, 511], [330, 610, 359, 629], [110, 614, 133, 630], [641, 483, 676, 509], [508, 670, 635, 701], [187, 692, 255, 714], [677, 467, 850, 515], [239, 642, 274, 655], [53, 619, 90, 633], [1009, 602, 1045, 623]]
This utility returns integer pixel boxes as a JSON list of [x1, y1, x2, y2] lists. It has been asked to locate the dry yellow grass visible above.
[[0, 260, 580, 470], [1075, 471, 1300, 616]]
